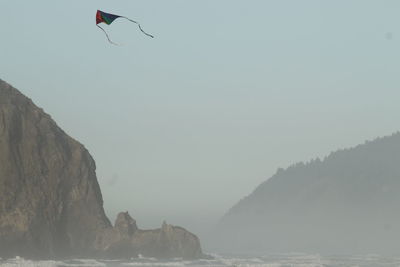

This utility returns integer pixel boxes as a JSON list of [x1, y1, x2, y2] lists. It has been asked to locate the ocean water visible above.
[[1, 254, 400, 267]]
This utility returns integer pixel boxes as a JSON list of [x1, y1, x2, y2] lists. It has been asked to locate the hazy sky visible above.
[[1, 1, 400, 235]]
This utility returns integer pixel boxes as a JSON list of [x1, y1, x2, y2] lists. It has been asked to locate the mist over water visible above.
[[2, 1, 400, 235], [3, 254, 400, 267], [1, 0, 400, 263]]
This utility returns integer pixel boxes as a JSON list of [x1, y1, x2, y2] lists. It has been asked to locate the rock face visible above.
[[96, 212, 204, 259], [0, 79, 204, 259], [215, 133, 400, 254], [0, 79, 112, 258]]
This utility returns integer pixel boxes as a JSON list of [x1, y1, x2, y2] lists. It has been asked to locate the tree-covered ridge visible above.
[[216, 132, 400, 254]]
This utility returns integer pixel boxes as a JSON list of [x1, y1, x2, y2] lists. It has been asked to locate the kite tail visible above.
[[121, 17, 154, 38], [96, 24, 121, 46]]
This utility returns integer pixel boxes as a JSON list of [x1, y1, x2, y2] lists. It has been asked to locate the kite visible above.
[[96, 10, 154, 45]]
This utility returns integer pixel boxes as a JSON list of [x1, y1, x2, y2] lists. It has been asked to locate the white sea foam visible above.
[[0, 258, 106, 267], [121, 262, 186, 267], [60, 259, 106, 267], [0, 257, 61, 267], [1, 254, 400, 267]]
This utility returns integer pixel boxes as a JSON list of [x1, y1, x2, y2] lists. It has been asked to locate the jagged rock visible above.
[[94, 212, 138, 258], [114, 211, 138, 237], [96, 212, 204, 259], [132, 220, 203, 259], [0, 79, 204, 259]]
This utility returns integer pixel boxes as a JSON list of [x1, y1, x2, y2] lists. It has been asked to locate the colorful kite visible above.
[[96, 10, 154, 45]]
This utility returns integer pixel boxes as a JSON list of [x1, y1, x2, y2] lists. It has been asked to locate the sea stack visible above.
[[0, 79, 204, 259], [95, 212, 204, 259]]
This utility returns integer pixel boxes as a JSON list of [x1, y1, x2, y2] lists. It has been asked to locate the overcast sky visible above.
[[1, 0, 400, 236]]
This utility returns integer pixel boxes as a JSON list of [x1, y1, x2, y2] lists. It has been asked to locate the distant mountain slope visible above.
[[215, 133, 400, 254]]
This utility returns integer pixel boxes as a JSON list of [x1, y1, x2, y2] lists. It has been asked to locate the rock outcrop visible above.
[[0, 79, 204, 259], [0, 79, 112, 258], [96, 212, 204, 259]]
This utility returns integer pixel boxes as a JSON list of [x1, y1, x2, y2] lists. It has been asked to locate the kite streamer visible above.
[[96, 24, 120, 45], [96, 10, 154, 45]]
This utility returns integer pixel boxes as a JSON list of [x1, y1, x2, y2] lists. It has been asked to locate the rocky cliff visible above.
[[0, 79, 203, 259], [0, 79, 112, 258], [215, 132, 400, 254]]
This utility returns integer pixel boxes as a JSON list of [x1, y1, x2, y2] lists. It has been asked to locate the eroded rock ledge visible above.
[[95, 212, 204, 259]]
